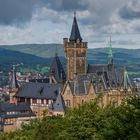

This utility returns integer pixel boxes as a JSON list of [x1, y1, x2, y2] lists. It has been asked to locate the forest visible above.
[[0, 96, 140, 140]]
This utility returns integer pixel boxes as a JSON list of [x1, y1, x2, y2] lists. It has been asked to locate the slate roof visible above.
[[0, 102, 35, 119], [51, 93, 66, 113], [87, 64, 124, 88], [68, 73, 106, 96], [9, 66, 19, 89], [49, 54, 66, 82], [69, 14, 82, 42], [29, 77, 50, 83], [16, 82, 63, 100]]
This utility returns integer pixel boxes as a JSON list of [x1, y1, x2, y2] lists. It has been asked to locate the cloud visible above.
[[119, 0, 140, 20], [39, 0, 129, 34], [41, 0, 87, 11], [33, 7, 69, 24], [0, 0, 39, 25], [0, 0, 140, 49], [42, 0, 126, 25]]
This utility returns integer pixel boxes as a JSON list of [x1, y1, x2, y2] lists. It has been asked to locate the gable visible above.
[[63, 83, 73, 97], [88, 84, 96, 96]]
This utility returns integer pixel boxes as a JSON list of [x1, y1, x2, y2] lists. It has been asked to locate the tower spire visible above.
[[122, 67, 132, 90], [74, 11, 76, 17], [69, 12, 82, 42], [108, 36, 113, 65], [10, 65, 19, 89]]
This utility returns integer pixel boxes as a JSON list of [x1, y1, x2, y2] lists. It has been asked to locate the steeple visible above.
[[108, 36, 113, 65], [122, 67, 132, 90], [53, 92, 66, 114], [69, 12, 82, 42], [49, 54, 66, 82], [10, 65, 19, 89]]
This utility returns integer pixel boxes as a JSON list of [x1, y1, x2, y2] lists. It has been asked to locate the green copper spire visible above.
[[108, 36, 113, 65]]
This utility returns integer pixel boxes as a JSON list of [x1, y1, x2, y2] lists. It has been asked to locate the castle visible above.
[[62, 13, 132, 108], [0, 13, 133, 132]]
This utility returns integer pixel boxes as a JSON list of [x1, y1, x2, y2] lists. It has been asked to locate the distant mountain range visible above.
[[0, 44, 140, 77]]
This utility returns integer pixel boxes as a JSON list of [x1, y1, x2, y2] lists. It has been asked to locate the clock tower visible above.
[[63, 13, 88, 81]]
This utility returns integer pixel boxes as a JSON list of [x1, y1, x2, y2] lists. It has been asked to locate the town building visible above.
[[0, 102, 35, 132]]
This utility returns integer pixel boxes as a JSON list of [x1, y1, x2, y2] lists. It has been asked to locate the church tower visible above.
[[9, 65, 19, 103], [63, 12, 87, 81]]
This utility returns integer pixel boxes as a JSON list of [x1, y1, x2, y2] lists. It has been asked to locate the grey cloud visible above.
[[120, 6, 140, 20], [41, 0, 87, 11], [42, 0, 126, 27], [113, 40, 137, 46], [0, 0, 40, 25], [0, 0, 139, 35]]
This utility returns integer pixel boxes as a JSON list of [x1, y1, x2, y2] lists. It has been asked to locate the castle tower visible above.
[[108, 36, 113, 65], [9, 65, 19, 103], [63, 12, 88, 81]]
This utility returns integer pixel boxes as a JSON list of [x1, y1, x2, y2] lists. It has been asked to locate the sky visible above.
[[0, 0, 140, 49]]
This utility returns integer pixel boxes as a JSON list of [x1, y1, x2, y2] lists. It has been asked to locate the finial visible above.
[[74, 11, 76, 17]]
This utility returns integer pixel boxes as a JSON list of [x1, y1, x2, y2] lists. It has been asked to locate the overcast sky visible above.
[[0, 0, 140, 49]]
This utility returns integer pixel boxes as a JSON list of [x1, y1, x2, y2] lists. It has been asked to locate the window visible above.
[[32, 98, 37, 104], [65, 100, 71, 107], [41, 99, 44, 104], [46, 99, 49, 104]]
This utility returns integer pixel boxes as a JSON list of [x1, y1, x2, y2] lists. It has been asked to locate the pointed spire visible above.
[[108, 36, 113, 65], [49, 54, 66, 82], [122, 67, 132, 90], [53, 92, 66, 114], [69, 12, 82, 42], [10, 65, 19, 89]]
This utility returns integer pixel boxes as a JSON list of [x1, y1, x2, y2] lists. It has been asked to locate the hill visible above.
[[0, 44, 140, 77], [0, 44, 64, 58], [0, 48, 52, 70]]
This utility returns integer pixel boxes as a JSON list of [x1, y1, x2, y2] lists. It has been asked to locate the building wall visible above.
[[63, 84, 96, 108], [17, 97, 53, 118], [64, 38, 87, 81], [3, 117, 36, 132], [3, 118, 17, 132], [63, 83, 130, 108], [63, 84, 74, 108]]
